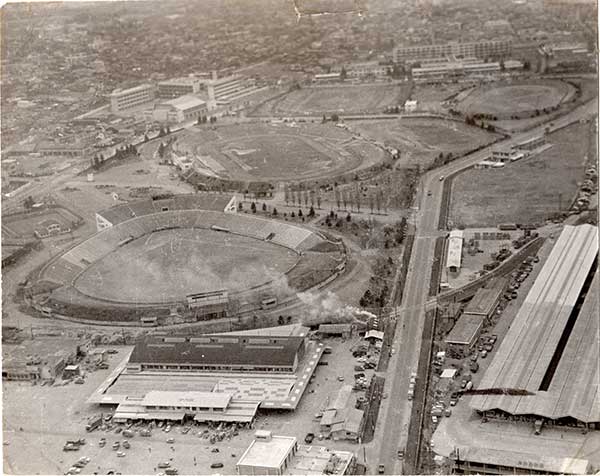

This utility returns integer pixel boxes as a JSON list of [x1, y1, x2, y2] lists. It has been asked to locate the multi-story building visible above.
[[412, 60, 502, 82], [331, 61, 389, 79], [110, 84, 156, 113], [157, 77, 203, 99], [394, 40, 512, 64], [206, 74, 253, 102]]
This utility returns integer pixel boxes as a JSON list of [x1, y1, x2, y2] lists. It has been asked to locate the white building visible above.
[[446, 229, 464, 273], [236, 431, 354, 476], [404, 100, 418, 112], [331, 61, 389, 79], [110, 84, 156, 113], [394, 40, 512, 64], [412, 61, 501, 82], [146, 95, 207, 124], [157, 77, 204, 99]]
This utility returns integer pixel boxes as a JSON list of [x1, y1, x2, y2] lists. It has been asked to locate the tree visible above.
[[251, 202, 257, 213], [144, 133, 149, 142], [346, 213, 351, 222], [322, 115, 327, 123], [277, 315, 285, 325], [272, 208, 278, 216], [308, 206, 315, 217], [298, 209, 303, 217], [262, 203, 267, 212], [291, 211, 295, 218], [238, 202, 243, 211], [340, 66, 347, 81], [317, 194, 322, 209], [23, 195, 35, 210], [331, 113, 339, 123]]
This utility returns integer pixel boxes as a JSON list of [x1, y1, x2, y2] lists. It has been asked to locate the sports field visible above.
[[1, 208, 80, 239], [73, 228, 299, 304], [173, 122, 385, 181], [352, 117, 501, 167], [449, 122, 590, 227], [264, 83, 409, 115], [457, 80, 575, 116]]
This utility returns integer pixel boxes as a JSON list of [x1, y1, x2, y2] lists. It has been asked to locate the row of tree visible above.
[[91, 143, 139, 170]]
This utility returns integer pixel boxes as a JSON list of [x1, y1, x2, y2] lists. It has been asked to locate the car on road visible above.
[[166, 438, 175, 444], [378, 464, 385, 474], [304, 433, 315, 443], [210, 463, 224, 469], [427, 190, 432, 196], [158, 462, 171, 469], [439, 175, 445, 181], [397, 449, 404, 459]]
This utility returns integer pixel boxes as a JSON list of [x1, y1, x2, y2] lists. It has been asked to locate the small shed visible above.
[[317, 324, 353, 339]]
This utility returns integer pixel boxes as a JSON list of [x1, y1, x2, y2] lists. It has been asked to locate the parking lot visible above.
[[3, 333, 383, 475], [421, 233, 555, 467]]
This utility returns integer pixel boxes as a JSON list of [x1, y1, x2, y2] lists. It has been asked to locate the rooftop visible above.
[[463, 280, 505, 316], [3, 337, 82, 368], [237, 434, 296, 469], [141, 390, 232, 409], [162, 95, 206, 111], [129, 334, 304, 369], [470, 225, 599, 423], [445, 313, 484, 346]]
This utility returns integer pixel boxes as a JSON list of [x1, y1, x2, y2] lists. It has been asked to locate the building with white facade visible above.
[[110, 84, 156, 113], [236, 431, 354, 475], [404, 100, 418, 112], [331, 61, 389, 79], [146, 95, 207, 124], [157, 77, 204, 99], [394, 40, 512, 64], [446, 229, 464, 273], [412, 61, 501, 82]]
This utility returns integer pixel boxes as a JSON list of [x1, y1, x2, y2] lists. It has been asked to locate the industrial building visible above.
[[88, 325, 324, 413], [157, 77, 204, 99], [319, 385, 364, 441], [2, 337, 87, 381], [236, 431, 354, 475], [127, 334, 306, 374], [394, 40, 512, 64], [145, 95, 208, 124], [110, 84, 157, 113], [112, 390, 259, 424], [470, 224, 599, 429], [446, 230, 464, 273]]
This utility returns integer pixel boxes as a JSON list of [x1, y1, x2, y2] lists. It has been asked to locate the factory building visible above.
[[146, 95, 207, 125], [394, 40, 512, 64], [446, 230, 464, 273], [157, 77, 203, 99]]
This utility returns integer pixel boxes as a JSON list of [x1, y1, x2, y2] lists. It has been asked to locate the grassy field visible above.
[[265, 83, 409, 115], [173, 122, 385, 182], [449, 122, 590, 227], [351, 117, 501, 168], [457, 80, 573, 116], [74, 228, 298, 303], [2, 208, 80, 239]]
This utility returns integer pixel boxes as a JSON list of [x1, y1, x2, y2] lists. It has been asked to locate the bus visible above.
[[260, 297, 277, 310]]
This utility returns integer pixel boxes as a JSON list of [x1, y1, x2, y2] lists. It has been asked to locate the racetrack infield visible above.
[[73, 228, 298, 304]]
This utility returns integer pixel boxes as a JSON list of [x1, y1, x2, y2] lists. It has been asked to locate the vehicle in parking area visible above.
[[158, 462, 171, 469], [460, 379, 468, 389], [122, 429, 134, 438], [470, 361, 479, 373], [427, 191, 432, 196], [112, 442, 120, 450], [337, 376, 345, 382], [304, 433, 315, 443], [444, 408, 452, 417], [122, 441, 130, 449], [165, 468, 179, 475], [484, 344, 493, 352], [450, 398, 458, 406], [116, 451, 126, 457], [470, 353, 478, 362], [140, 429, 151, 437], [99, 438, 106, 447], [481, 350, 488, 358], [63, 443, 79, 451], [489, 334, 497, 344], [166, 438, 175, 444], [465, 381, 473, 391], [397, 449, 404, 459], [210, 463, 224, 469], [439, 175, 444, 181], [114, 427, 122, 434], [164, 425, 172, 433], [378, 464, 385, 474]]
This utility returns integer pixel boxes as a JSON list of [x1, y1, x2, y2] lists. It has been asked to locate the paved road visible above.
[[374, 97, 598, 474]]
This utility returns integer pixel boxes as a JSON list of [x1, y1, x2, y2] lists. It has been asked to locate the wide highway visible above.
[[375, 96, 598, 474]]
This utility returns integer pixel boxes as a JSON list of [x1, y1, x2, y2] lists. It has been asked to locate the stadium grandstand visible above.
[[470, 224, 599, 429], [95, 193, 237, 230]]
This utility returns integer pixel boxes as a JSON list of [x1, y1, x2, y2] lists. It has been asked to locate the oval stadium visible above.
[[34, 194, 345, 323]]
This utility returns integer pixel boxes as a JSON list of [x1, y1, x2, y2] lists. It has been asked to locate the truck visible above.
[[85, 414, 103, 432]]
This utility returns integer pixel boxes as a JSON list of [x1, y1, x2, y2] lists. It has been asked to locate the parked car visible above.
[[99, 438, 106, 448], [116, 452, 126, 458], [114, 427, 122, 434], [210, 463, 224, 469], [122, 441, 130, 450], [378, 464, 385, 474], [480, 350, 488, 358], [157, 462, 170, 469], [304, 433, 315, 444], [166, 438, 175, 444], [112, 442, 120, 450]]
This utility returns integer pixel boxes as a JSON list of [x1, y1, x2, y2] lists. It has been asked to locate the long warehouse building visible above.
[[470, 224, 599, 428]]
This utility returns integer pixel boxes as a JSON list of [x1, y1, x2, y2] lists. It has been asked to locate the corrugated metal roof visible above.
[[470, 225, 599, 423], [142, 390, 232, 409], [445, 313, 484, 346], [463, 280, 505, 316], [129, 334, 303, 368]]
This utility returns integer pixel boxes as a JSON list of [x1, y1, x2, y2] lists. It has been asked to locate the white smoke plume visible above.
[[296, 290, 376, 327]]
